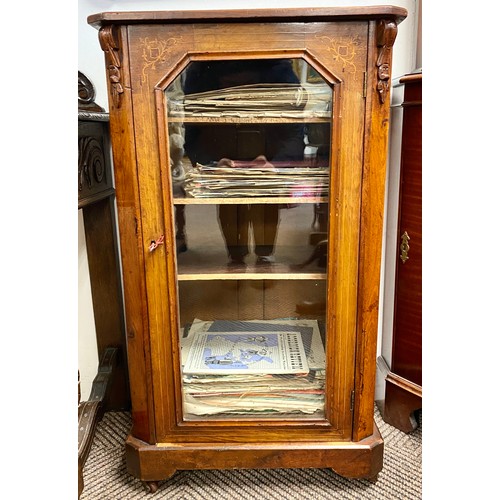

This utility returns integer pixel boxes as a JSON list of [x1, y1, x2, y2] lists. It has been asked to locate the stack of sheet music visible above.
[[183, 160, 329, 198], [168, 83, 332, 119], [181, 318, 326, 417]]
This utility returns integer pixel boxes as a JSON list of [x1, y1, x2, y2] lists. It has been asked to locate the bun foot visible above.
[[144, 481, 159, 493]]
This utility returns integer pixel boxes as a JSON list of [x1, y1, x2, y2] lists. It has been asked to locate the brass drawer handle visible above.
[[399, 231, 410, 263]]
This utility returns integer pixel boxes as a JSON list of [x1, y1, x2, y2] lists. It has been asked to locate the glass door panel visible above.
[[165, 58, 333, 421]]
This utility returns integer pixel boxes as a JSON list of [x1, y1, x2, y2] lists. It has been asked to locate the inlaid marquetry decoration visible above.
[[376, 20, 397, 104], [140, 37, 182, 83], [78, 137, 106, 191], [99, 26, 124, 108], [315, 34, 361, 74]]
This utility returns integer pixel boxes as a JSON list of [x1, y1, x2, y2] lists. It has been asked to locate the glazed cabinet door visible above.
[[115, 20, 371, 444]]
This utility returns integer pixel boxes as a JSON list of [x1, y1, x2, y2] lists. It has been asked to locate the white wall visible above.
[[78, 0, 419, 399], [78, 210, 99, 400]]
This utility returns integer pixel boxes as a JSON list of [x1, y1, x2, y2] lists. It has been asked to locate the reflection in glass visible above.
[[165, 58, 333, 420]]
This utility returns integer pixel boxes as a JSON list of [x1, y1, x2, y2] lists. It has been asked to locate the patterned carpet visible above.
[[80, 406, 422, 499]]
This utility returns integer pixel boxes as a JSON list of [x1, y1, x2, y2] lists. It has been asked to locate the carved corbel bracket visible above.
[[376, 20, 397, 104], [99, 26, 124, 108]]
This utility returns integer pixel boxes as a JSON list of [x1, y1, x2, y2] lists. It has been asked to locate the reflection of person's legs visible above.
[[218, 204, 250, 263], [175, 205, 187, 253], [251, 204, 279, 259]]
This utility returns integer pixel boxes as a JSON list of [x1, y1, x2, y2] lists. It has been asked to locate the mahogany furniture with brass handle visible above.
[[382, 71, 422, 433]]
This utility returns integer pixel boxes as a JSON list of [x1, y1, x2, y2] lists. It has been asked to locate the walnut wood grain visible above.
[[88, 6, 407, 28], [122, 18, 371, 443], [125, 425, 383, 481], [102, 26, 157, 443], [90, 6, 406, 483], [352, 19, 396, 442]]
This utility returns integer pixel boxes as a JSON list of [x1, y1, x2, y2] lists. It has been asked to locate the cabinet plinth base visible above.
[[125, 421, 383, 483]]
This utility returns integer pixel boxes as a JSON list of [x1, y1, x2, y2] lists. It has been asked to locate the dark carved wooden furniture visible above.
[[78, 71, 131, 497], [381, 71, 422, 433], [78, 71, 130, 411], [88, 7, 406, 492], [78, 348, 118, 497]]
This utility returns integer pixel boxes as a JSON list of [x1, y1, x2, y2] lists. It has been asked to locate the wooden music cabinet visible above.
[[88, 6, 406, 491]]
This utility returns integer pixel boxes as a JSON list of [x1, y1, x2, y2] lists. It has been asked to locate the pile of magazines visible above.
[[183, 160, 330, 198], [181, 318, 326, 417], [168, 83, 332, 119]]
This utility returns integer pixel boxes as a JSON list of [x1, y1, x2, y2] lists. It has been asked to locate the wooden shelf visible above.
[[178, 271, 326, 281], [167, 115, 331, 124], [173, 196, 329, 205], [177, 261, 326, 281]]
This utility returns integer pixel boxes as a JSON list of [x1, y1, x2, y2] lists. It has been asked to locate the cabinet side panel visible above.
[[100, 25, 155, 442], [353, 19, 397, 441]]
